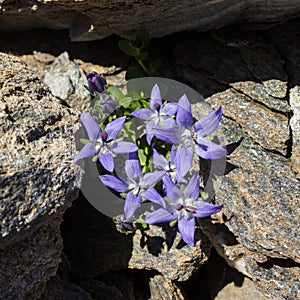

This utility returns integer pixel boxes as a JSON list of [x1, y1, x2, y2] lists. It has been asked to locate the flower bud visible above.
[[86, 71, 107, 93]]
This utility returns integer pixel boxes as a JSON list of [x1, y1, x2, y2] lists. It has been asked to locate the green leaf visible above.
[[106, 85, 124, 100], [134, 218, 148, 230], [118, 40, 139, 56], [204, 135, 214, 140], [80, 138, 90, 145], [119, 97, 133, 108], [92, 155, 98, 162], [200, 190, 209, 200], [125, 66, 144, 80], [149, 59, 162, 73], [135, 50, 148, 61], [138, 149, 147, 166], [135, 30, 150, 49], [169, 219, 178, 227]]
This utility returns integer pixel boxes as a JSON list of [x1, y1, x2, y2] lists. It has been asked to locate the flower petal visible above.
[[124, 193, 141, 220], [74, 143, 96, 164], [142, 171, 165, 188], [81, 112, 101, 141], [142, 187, 166, 208], [194, 106, 222, 137], [175, 144, 193, 179], [161, 102, 178, 116], [99, 152, 114, 172], [162, 176, 182, 203], [176, 94, 193, 129], [145, 208, 176, 224], [131, 108, 152, 120], [194, 201, 223, 218], [111, 141, 138, 154], [184, 172, 200, 201], [146, 121, 156, 145], [150, 84, 162, 109], [161, 117, 175, 129], [125, 152, 142, 180], [195, 138, 227, 160], [153, 127, 181, 145], [99, 174, 128, 192], [105, 116, 126, 140], [152, 148, 168, 170], [178, 216, 195, 245]]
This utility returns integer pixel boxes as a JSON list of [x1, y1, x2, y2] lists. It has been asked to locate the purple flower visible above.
[[144, 173, 223, 245], [100, 95, 119, 114], [86, 71, 107, 93], [153, 95, 227, 171], [74, 112, 138, 172], [131, 84, 177, 144], [100, 152, 165, 220], [152, 147, 187, 183]]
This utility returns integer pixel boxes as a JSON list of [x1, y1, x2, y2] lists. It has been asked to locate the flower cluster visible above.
[[75, 72, 227, 245]]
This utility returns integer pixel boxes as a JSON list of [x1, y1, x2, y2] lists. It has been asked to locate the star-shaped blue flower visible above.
[[74, 112, 138, 172], [144, 173, 223, 245]]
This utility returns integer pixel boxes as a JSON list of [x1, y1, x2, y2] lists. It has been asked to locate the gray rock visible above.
[[44, 52, 90, 111], [172, 21, 300, 299], [2, 1, 300, 41], [0, 53, 80, 297], [0, 218, 63, 300]]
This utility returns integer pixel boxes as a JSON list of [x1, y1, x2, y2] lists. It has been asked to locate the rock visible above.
[[173, 22, 300, 299], [2, 1, 300, 41], [61, 196, 133, 279], [62, 195, 211, 282], [206, 249, 268, 300], [149, 275, 186, 300], [78, 279, 124, 300], [44, 52, 90, 111], [0, 218, 63, 300], [289, 86, 300, 178], [0, 53, 80, 297], [41, 275, 93, 300], [128, 223, 211, 281]]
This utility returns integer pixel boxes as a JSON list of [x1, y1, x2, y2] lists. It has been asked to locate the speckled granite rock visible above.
[[2, 1, 300, 41], [0, 53, 80, 297], [200, 220, 300, 300], [149, 275, 185, 300], [172, 23, 300, 299], [289, 87, 300, 178], [128, 224, 211, 281]]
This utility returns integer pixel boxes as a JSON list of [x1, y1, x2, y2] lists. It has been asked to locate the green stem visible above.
[[137, 59, 151, 76]]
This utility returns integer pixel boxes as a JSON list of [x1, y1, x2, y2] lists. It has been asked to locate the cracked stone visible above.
[[207, 89, 290, 155], [289, 86, 300, 178], [0, 53, 80, 298]]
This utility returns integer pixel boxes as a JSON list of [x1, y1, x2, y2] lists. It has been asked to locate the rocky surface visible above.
[[0, 16, 300, 300], [173, 22, 300, 299], [149, 275, 185, 300], [2, 1, 300, 41], [62, 195, 211, 282], [0, 53, 80, 298]]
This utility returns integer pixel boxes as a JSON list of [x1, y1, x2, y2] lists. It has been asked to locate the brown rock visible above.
[[128, 224, 211, 281], [2, 1, 300, 41], [0, 52, 80, 297], [289, 86, 300, 178], [149, 275, 185, 300]]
